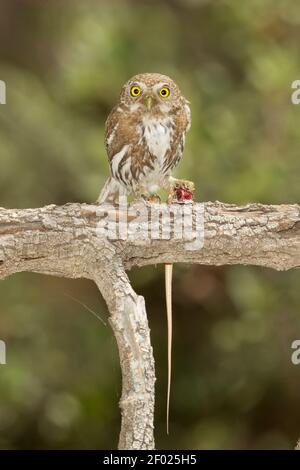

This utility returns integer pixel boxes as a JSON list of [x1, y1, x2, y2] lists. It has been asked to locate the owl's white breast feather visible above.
[[143, 117, 173, 163]]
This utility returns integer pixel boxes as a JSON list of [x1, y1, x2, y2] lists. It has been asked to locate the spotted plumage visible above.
[[97, 72, 191, 202]]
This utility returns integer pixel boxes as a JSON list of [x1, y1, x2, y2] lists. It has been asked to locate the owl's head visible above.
[[119, 73, 186, 114]]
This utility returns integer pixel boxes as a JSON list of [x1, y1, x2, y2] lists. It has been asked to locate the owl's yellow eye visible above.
[[130, 86, 141, 97], [159, 86, 170, 98]]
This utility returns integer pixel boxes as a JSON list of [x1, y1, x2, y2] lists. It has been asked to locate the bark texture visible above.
[[0, 201, 299, 449]]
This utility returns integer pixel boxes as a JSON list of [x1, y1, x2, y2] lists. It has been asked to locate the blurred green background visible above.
[[0, 0, 300, 450]]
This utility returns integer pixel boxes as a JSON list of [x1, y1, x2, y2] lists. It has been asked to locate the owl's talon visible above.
[[146, 194, 161, 204], [132, 193, 161, 206]]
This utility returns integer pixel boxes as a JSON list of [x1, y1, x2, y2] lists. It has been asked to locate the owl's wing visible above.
[[163, 101, 191, 174], [184, 101, 191, 132], [104, 106, 139, 182], [95, 106, 133, 203], [105, 106, 131, 161]]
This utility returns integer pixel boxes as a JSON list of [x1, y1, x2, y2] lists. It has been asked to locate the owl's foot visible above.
[[132, 193, 161, 206], [167, 179, 195, 204], [146, 194, 161, 204]]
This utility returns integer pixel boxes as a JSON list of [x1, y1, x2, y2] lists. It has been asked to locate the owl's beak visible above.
[[145, 95, 154, 111]]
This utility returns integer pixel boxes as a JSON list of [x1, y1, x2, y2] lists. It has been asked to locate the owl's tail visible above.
[[97, 176, 128, 204], [165, 262, 173, 435]]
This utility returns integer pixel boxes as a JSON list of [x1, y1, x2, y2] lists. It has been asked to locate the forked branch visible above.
[[0, 201, 299, 449]]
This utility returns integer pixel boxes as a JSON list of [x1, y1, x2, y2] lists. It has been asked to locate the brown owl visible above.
[[97, 73, 194, 435], [97, 72, 193, 203]]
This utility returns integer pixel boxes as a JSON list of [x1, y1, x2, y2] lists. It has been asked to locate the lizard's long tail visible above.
[[165, 263, 173, 435]]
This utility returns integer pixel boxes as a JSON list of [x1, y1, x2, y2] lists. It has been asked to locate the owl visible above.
[[97, 72, 193, 204], [97, 73, 194, 435]]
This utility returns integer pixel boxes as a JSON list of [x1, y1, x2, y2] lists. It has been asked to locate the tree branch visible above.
[[0, 201, 299, 449], [93, 263, 155, 449]]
